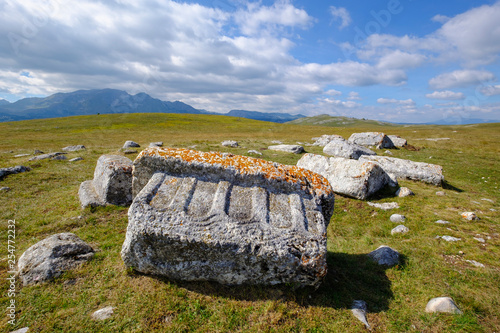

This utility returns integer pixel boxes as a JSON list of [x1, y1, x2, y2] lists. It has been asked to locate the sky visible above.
[[1, 0, 500, 123]]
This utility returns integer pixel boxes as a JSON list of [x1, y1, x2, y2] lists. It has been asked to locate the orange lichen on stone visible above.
[[136, 147, 333, 197]]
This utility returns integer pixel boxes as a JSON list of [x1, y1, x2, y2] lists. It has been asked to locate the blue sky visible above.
[[1, 0, 499, 123]]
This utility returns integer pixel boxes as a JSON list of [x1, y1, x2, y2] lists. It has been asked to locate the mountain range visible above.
[[0, 89, 304, 123]]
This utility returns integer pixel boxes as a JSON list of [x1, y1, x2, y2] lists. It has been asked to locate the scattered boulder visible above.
[[368, 245, 400, 266], [29, 152, 66, 161], [368, 202, 399, 210], [473, 237, 485, 243], [312, 134, 344, 147], [435, 220, 450, 224], [247, 150, 262, 156], [10, 327, 29, 333], [268, 144, 304, 154], [1, 187, 11, 192], [466, 260, 485, 268], [323, 137, 376, 160], [14, 154, 30, 157], [396, 187, 414, 197], [91, 306, 115, 320], [62, 145, 86, 152], [359, 155, 444, 186], [390, 214, 406, 223], [391, 225, 409, 235], [222, 140, 239, 148], [438, 236, 461, 242], [271, 140, 283, 144], [348, 132, 395, 149], [69, 157, 83, 162], [297, 154, 390, 200], [123, 148, 335, 287], [34, 149, 44, 154], [436, 191, 446, 196], [123, 141, 140, 149], [461, 212, 479, 221], [52, 155, 67, 161], [78, 155, 133, 208], [17, 233, 94, 286], [425, 297, 462, 314], [149, 142, 163, 147], [351, 300, 371, 329], [0, 165, 31, 179], [388, 135, 407, 147]]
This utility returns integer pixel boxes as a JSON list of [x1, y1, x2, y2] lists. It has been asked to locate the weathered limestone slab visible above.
[[268, 144, 304, 154], [122, 148, 335, 287], [296, 153, 390, 200], [359, 155, 444, 186], [312, 134, 344, 147], [323, 137, 376, 160], [387, 135, 407, 147], [18, 233, 94, 286], [348, 132, 395, 149], [29, 152, 66, 161], [78, 155, 133, 208], [62, 145, 86, 152], [0, 165, 30, 179]]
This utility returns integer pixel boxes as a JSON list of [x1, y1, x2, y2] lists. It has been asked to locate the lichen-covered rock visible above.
[[0, 165, 30, 180], [312, 134, 344, 147], [387, 135, 407, 147], [122, 148, 335, 288], [359, 155, 444, 186], [268, 144, 304, 154], [62, 145, 86, 152], [78, 155, 133, 208], [368, 245, 400, 266], [297, 154, 390, 200], [323, 137, 376, 160], [425, 297, 462, 314], [18, 233, 94, 286], [461, 212, 479, 221], [348, 132, 395, 149]]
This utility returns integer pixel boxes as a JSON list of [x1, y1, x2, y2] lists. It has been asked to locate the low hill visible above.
[[287, 114, 398, 127], [226, 109, 305, 123]]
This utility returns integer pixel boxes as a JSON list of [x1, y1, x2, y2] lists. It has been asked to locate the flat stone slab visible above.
[[0, 165, 30, 179], [122, 148, 335, 287], [323, 137, 376, 160], [297, 154, 390, 200], [368, 202, 399, 210], [62, 145, 86, 152], [78, 155, 133, 208], [388, 135, 407, 147], [268, 144, 304, 154], [348, 132, 395, 149], [359, 155, 444, 186], [18, 233, 94, 286], [28, 152, 66, 161]]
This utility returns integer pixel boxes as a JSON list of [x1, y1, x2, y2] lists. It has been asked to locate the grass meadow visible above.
[[0, 113, 499, 332]]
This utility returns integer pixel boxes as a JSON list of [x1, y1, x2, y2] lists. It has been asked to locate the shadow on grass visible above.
[[132, 250, 402, 313], [442, 180, 464, 193]]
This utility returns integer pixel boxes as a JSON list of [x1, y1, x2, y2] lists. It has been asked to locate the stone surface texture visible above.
[[297, 154, 390, 200], [348, 132, 395, 149], [18, 233, 94, 286], [359, 155, 444, 186], [312, 134, 344, 146], [78, 155, 133, 208], [388, 135, 407, 147], [323, 137, 376, 160], [0, 165, 30, 179], [268, 144, 304, 154], [425, 297, 462, 314], [62, 145, 86, 152], [368, 245, 400, 266], [123, 148, 335, 287]]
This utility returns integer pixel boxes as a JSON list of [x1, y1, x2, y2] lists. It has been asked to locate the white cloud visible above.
[[431, 14, 450, 24], [425, 91, 465, 100], [480, 85, 500, 96], [325, 89, 342, 96], [347, 92, 361, 100], [235, 0, 313, 36], [377, 98, 415, 105], [429, 70, 496, 89], [330, 6, 351, 30], [376, 50, 426, 70]]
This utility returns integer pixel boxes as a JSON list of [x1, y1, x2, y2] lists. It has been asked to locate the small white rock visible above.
[[69, 157, 83, 162], [351, 300, 371, 329], [435, 220, 450, 224], [390, 214, 406, 223], [466, 260, 485, 268], [368, 202, 400, 210], [10, 327, 29, 333], [436, 191, 445, 196], [473, 237, 485, 243], [425, 297, 462, 314], [461, 212, 479, 221], [222, 140, 238, 148], [247, 150, 262, 156], [91, 306, 115, 320], [439, 236, 461, 242], [396, 187, 414, 197], [391, 225, 409, 235]]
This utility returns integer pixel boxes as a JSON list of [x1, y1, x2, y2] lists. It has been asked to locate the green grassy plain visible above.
[[0, 113, 499, 332]]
